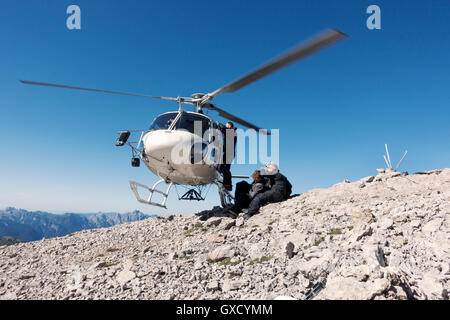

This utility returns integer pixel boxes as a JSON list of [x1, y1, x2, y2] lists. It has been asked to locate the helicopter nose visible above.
[[142, 130, 184, 161]]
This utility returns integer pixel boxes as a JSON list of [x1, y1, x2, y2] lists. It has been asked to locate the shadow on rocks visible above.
[[196, 206, 235, 221]]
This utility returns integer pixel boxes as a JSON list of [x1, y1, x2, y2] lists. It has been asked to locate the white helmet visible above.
[[260, 162, 279, 176]]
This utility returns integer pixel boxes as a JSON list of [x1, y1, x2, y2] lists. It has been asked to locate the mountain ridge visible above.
[[0, 208, 157, 242]]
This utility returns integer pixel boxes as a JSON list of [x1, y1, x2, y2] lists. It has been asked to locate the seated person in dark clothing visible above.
[[227, 170, 269, 217], [219, 122, 237, 191], [245, 163, 292, 219]]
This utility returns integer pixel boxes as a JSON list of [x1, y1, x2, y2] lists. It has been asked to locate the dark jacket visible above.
[[265, 173, 292, 199], [249, 176, 271, 198], [220, 125, 237, 164]]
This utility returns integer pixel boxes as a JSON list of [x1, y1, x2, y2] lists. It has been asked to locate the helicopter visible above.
[[20, 29, 347, 209]]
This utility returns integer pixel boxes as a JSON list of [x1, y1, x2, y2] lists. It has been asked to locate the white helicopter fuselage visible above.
[[141, 122, 221, 186]]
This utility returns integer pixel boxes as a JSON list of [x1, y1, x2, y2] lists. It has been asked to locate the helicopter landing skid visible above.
[[129, 179, 173, 208], [215, 182, 235, 208]]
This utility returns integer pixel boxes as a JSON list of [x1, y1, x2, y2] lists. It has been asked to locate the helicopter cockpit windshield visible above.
[[149, 111, 213, 138], [149, 112, 178, 130], [174, 112, 212, 137]]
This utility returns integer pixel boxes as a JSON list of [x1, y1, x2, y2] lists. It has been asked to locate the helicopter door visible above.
[[203, 121, 223, 167], [174, 112, 216, 165], [193, 120, 220, 166]]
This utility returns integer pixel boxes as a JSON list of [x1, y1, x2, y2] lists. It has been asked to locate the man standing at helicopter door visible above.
[[219, 121, 237, 191]]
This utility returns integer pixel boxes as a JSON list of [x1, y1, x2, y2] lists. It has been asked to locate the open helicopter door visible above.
[[203, 121, 224, 168], [129, 179, 173, 208]]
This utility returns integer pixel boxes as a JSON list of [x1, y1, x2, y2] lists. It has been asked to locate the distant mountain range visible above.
[[0, 207, 157, 243]]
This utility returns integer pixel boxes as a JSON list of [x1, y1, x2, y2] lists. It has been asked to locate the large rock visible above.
[[116, 260, 136, 288], [222, 280, 243, 292], [298, 255, 330, 279], [418, 273, 445, 300], [351, 209, 374, 226], [206, 280, 220, 292], [116, 269, 136, 288], [206, 218, 222, 228], [349, 224, 373, 243], [422, 218, 444, 234], [208, 245, 236, 262], [247, 243, 264, 261], [319, 276, 390, 300], [208, 234, 226, 243]]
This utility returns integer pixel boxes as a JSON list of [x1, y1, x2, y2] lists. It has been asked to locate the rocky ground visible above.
[[0, 169, 449, 300]]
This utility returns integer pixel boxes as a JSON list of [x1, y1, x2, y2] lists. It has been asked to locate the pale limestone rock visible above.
[[116, 259, 136, 287], [298, 256, 330, 278], [116, 269, 136, 287], [419, 273, 444, 300], [409, 219, 422, 228], [222, 280, 243, 292], [360, 176, 375, 183], [379, 217, 394, 230], [349, 224, 373, 242], [297, 274, 310, 288], [392, 286, 408, 300], [206, 218, 222, 228], [247, 243, 264, 261], [235, 217, 245, 227], [206, 280, 219, 292], [208, 234, 225, 243], [319, 276, 390, 300], [209, 245, 236, 262], [422, 218, 444, 234], [351, 209, 374, 226], [340, 265, 373, 281]]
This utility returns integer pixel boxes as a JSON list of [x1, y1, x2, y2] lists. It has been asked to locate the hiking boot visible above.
[[243, 213, 253, 220]]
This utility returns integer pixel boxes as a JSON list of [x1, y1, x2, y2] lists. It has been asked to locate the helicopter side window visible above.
[[149, 112, 179, 130], [174, 113, 211, 137]]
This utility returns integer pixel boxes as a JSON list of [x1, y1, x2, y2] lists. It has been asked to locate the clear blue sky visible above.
[[0, 0, 449, 215]]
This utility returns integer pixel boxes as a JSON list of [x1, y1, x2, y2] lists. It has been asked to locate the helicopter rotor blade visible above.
[[19, 80, 188, 102], [204, 103, 270, 135], [208, 29, 347, 99]]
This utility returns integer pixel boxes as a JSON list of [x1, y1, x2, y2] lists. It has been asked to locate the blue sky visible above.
[[0, 0, 449, 215]]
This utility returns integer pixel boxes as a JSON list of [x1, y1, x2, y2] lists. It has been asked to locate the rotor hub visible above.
[[191, 93, 205, 99]]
